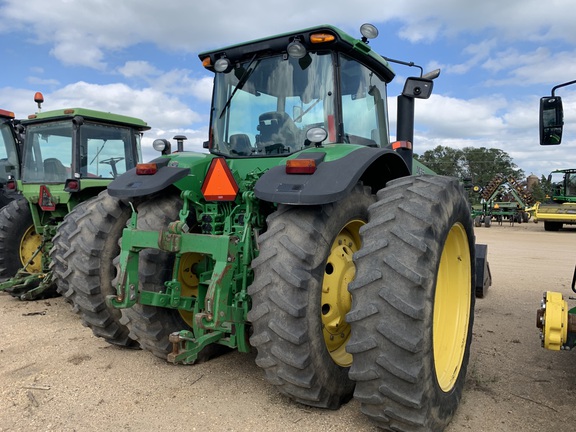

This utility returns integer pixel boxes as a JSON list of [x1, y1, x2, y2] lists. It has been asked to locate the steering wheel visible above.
[[100, 157, 124, 165]]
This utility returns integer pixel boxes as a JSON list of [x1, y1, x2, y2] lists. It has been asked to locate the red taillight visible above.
[[286, 159, 316, 174], [201, 158, 238, 201], [64, 179, 80, 192], [136, 163, 158, 175]]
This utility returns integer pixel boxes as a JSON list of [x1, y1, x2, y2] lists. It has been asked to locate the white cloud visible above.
[[2, 0, 575, 70], [118, 61, 162, 79]]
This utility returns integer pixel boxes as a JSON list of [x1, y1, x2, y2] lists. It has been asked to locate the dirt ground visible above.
[[1, 221, 576, 432]]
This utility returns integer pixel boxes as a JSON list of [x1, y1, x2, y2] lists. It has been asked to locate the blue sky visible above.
[[1, 0, 576, 179]]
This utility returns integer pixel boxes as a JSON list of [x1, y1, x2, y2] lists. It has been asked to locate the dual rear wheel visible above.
[[250, 176, 475, 431]]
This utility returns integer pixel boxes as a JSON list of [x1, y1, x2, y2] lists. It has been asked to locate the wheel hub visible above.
[[19, 225, 42, 273], [322, 221, 363, 367], [178, 252, 202, 326]]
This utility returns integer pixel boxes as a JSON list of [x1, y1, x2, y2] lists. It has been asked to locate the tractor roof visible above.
[[551, 168, 576, 174], [199, 24, 396, 83], [22, 107, 150, 131]]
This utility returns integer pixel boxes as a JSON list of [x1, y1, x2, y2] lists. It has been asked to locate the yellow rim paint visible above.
[[322, 219, 364, 367], [178, 252, 202, 326], [19, 225, 42, 273], [543, 291, 568, 351], [433, 222, 471, 392]]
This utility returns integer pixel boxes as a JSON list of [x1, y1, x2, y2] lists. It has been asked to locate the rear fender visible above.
[[254, 147, 409, 205], [108, 157, 190, 198]]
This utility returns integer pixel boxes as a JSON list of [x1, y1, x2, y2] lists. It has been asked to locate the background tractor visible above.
[[59, 24, 490, 431], [0, 93, 149, 300], [533, 168, 576, 231], [536, 80, 576, 351], [0, 107, 21, 207]]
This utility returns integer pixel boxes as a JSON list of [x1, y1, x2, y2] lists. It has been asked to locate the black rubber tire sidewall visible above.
[[347, 175, 476, 431], [118, 194, 191, 359], [55, 191, 137, 347], [248, 184, 375, 409]]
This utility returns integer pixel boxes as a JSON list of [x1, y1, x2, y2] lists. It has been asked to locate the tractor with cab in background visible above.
[[0, 92, 149, 300]]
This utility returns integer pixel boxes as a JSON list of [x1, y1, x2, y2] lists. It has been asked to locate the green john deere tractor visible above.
[[0, 93, 149, 300], [533, 168, 576, 231], [536, 80, 576, 351], [59, 24, 490, 431], [0, 107, 22, 207]]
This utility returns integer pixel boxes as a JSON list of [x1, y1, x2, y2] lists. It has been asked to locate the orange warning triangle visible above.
[[201, 158, 239, 201]]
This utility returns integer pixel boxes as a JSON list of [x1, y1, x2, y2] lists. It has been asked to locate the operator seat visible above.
[[43, 158, 68, 182], [256, 111, 299, 153], [230, 134, 252, 156]]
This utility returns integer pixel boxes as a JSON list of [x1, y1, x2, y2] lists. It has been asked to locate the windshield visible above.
[[23, 120, 72, 183], [22, 120, 141, 183], [0, 121, 19, 182], [79, 123, 140, 178], [564, 172, 576, 197], [210, 52, 335, 157]]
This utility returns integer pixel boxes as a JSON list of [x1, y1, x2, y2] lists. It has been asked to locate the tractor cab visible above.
[[14, 97, 149, 213], [546, 169, 576, 203], [200, 24, 434, 160]]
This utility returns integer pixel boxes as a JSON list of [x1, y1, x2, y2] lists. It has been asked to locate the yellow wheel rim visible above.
[[19, 225, 42, 273], [433, 223, 472, 392], [322, 219, 364, 367], [178, 252, 202, 326]]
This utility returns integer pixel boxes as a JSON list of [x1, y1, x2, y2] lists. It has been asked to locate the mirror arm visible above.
[[551, 79, 576, 96]]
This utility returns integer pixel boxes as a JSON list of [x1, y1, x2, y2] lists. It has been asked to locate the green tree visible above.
[[414, 145, 466, 178], [415, 145, 526, 206], [462, 147, 524, 188], [529, 175, 550, 203], [415, 145, 524, 186]]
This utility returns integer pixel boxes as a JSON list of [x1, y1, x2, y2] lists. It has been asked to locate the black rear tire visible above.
[[347, 175, 475, 431], [0, 198, 41, 281], [54, 191, 137, 347], [50, 199, 92, 302], [118, 194, 193, 359], [248, 184, 375, 409]]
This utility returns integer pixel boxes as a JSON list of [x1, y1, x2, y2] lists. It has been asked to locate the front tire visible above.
[[248, 184, 375, 409], [347, 175, 475, 431]]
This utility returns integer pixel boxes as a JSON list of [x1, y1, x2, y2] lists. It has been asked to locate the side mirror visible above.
[[402, 77, 434, 99], [539, 96, 563, 145]]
